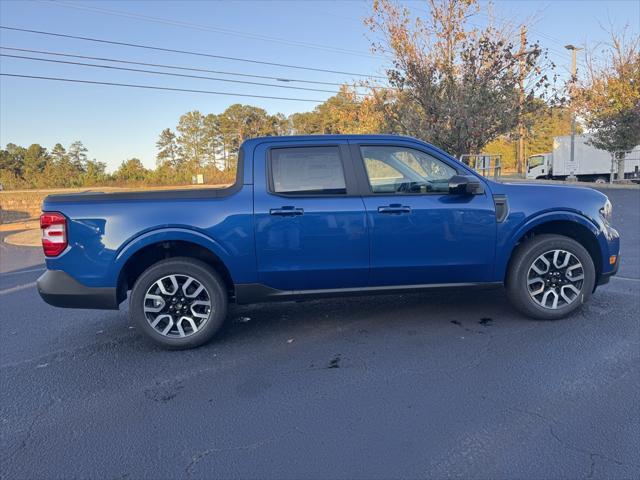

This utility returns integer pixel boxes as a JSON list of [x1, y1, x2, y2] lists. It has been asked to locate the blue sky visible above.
[[1, 0, 638, 172]]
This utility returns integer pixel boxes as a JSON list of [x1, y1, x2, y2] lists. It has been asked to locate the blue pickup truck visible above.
[[37, 135, 620, 349]]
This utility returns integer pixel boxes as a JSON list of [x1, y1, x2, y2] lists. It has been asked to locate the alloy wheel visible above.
[[143, 274, 212, 338], [526, 249, 585, 309]]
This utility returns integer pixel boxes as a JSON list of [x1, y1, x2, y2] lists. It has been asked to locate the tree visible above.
[[575, 29, 640, 179], [176, 111, 207, 175], [68, 141, 88, 172], [114, 158, 148, 183], [203, 114, 223, 169], [317, 87, 384, 134], [484, 103, 574, 170], [47, 143, 84, 187], [0, 143, 25, 177], [0, 143, 27, 189], [218, 104, 285, 169], [290, 111, 323, 134], [290, 87, 384, 135], [83, 159, 109, 186], [50, 143, 67, 163], [271, 113, 290, 136], [23, 144, 50, 187], [365, 0, 555, 157], [156, 128, 181, 168]]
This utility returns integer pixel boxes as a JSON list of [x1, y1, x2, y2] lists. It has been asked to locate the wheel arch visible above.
[[113, 229, 235, 303], [501, 213, 603, 283]]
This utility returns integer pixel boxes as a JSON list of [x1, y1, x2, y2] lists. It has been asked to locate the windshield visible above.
[[528, 155, 545, 169]]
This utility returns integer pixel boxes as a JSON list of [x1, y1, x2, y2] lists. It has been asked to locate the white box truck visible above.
[[526, 135, 640, 183]]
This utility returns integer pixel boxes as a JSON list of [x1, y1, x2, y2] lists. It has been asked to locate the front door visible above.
[[253, 141, 369, 291], [351, 141, 497, 287]]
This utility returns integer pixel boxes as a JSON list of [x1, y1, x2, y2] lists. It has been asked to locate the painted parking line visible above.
[[0, 282, 37, 295], [612, 276, 640, 283], [0, 267, 45, 277]]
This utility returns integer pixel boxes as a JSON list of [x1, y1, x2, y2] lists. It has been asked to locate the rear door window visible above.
[[270, 147, 347, 195]]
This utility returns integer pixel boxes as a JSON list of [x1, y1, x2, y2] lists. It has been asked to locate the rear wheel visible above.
[[594, 177, 608, 184], [506, 234, 595, 320], [130, 257, 227, 349]]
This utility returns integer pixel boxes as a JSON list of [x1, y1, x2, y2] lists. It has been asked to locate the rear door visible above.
[[350, 140, 497, 286], [253, 140, 369, 291]]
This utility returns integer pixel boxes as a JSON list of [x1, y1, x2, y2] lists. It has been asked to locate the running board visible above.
[[234, 282, 503, 304]]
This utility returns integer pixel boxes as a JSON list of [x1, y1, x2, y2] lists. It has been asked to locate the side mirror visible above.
[[448, 175, 484, 195]]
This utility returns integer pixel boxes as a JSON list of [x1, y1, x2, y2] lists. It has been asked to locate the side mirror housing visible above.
[[448, 175, 484, 195]]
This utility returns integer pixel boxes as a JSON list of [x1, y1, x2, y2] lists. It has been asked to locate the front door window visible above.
[[361, 146, 457, 194]]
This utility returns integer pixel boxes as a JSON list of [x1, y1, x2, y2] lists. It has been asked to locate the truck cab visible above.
[[526, 153, 552, 180]]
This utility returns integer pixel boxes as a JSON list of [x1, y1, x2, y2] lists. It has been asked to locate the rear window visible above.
[[270, 147, 347, 195]]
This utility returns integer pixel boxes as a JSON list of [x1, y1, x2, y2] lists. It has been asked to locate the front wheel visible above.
[[506, 234, 596, 320], [130, 257, 228, 349]]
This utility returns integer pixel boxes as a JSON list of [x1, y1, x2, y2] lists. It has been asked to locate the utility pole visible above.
[[517, 25, 527, 176], [565, 44, 581, 177]]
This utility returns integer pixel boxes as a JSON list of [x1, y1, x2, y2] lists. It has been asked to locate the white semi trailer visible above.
[[526, 135, 640, 183]]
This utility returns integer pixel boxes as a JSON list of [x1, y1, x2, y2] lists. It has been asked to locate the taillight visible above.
[[40, 212, 67, 257]]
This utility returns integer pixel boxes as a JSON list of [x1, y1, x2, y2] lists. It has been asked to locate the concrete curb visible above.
[[4, 229, 41, 248], [0, 220, 39, 232]]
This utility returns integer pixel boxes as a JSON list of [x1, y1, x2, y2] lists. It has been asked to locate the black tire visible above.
[[130, 257, 228, 349], [505, 234, 596, 320]]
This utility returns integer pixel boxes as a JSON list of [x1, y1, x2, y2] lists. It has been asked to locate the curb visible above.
[[4, 229, 41, 248], [0, 220, 39, 232]]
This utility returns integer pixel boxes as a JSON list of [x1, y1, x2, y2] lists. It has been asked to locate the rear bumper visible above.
[[37, 270, 120, 309]]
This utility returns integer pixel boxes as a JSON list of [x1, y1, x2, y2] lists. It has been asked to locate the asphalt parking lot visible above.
[[1, 187, 639, 480]]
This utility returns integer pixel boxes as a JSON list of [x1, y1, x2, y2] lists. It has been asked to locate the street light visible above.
[[565, 44, 582, 177]]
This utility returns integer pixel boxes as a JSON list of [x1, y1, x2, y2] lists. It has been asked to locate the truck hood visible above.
[[490, 180, 607, 198], [487, 180, 609, 224]]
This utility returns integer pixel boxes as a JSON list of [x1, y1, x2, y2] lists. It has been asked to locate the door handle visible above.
[[269, 206, 304, 216], [378, 204, 411, 214]]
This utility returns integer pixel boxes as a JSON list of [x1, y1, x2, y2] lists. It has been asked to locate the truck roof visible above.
[[241, 134, 425, 148]]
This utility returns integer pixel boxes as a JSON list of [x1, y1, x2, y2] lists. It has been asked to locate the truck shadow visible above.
[[31, 285, 514, 357], [217, 285, 519, 344]]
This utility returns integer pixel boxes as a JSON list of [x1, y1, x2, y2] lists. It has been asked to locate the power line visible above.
[[409, 6, 573, 59], [45, 0, 377, 59], [0, 26, 387, 79], [0, 73, 326, 102], [472, 10, 575, 58], [0, 53, 353, 95], [0, 46, 370, 88]]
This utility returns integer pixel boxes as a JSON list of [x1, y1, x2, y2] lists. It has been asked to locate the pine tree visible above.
[[156, 128, 180, 168], [176, 111, 207, 176], [68, 141, 88, 172]]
